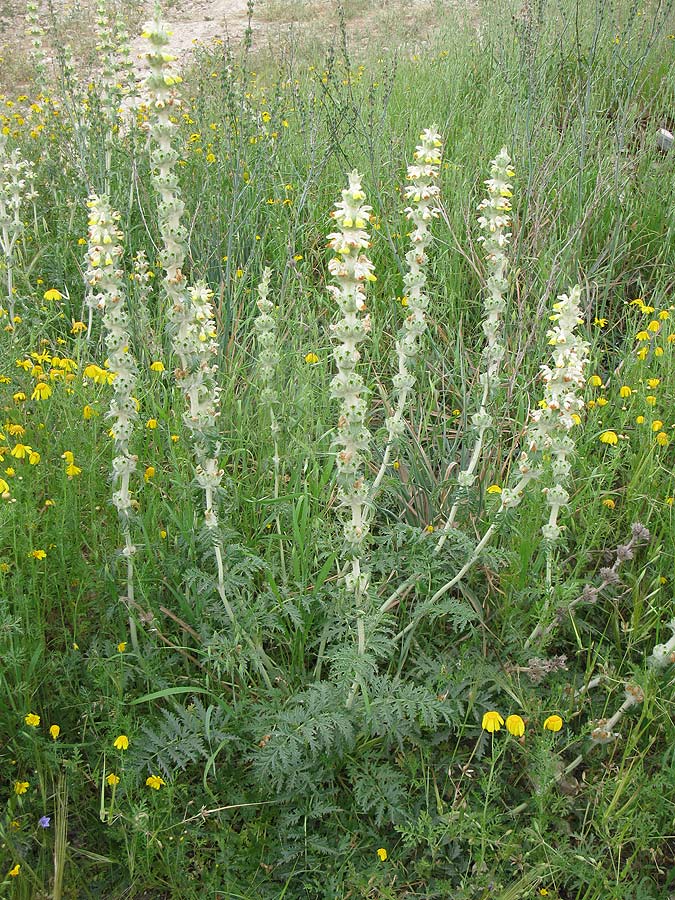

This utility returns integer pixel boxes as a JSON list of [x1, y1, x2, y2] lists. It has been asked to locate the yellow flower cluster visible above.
[[481, 711, 563, 734], [12, 350, 78, 405], [22, 711, 60, 736], [587, 298, 674, 454], [11, 714, 61, 808]]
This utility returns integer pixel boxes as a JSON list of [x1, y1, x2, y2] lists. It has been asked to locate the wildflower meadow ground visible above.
[[1, 0, 675, 897]]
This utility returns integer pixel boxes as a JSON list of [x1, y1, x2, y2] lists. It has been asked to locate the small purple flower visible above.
[[38, 815, 51, 829]]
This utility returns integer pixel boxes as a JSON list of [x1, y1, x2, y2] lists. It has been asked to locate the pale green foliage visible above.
[[135, 698, 235, 779]]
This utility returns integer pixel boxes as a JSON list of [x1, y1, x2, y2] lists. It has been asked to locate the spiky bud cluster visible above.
[[254, 268, 279, 413], [129, 250, 160, 362], [180, 282, 224, 530], [0, 133, 37, 323], [477, 148, 513, 378], [96, 0, 117, 97], [25, 0, 47, 81], [526, 285, 589, 540], [96, 1, 135, 113], [328, 171, 376, 557], [389, 127, 443, 436], [113, 14, 135, 97], [85, 193, 138, 521], [180, 282, 220, 439], [143, 14, 188, 344]]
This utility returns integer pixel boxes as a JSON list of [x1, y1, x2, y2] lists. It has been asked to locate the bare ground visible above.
[[1, 0, 469, 92]]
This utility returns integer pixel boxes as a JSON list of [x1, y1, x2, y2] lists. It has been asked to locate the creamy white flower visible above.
[[524, 285, 589, 542], [328, 171, 376, 557], [451, 148, 512, 517], [0, 134, 37, 323]]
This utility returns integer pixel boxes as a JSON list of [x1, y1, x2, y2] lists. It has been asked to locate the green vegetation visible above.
[[1, 0, 675, 897]]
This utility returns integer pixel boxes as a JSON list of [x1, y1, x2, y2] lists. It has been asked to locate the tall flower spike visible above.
[[25, 0, 48, 86], [424, 284, 586, 616], [180, 281, 223, 530], [437, 148, 513, 551], [528, 285, 589, 543], [0, 133, 37, 325], [254, 268, 286, 578], [461, 148, 513, 487], [142, 16, 273, 689], [254, 268, 279, 414], [398, 126, 443, 387], [143, 12, 189, 357], [129, 250, 161, 364], [144, 16, 223, 531], [328, 170, 375, 595], [85, 193, 139, 647], [96, 0, 117, 101], [180, 279, 273, 688], [144, 17, 220, 525], [369, 127, 443, 502], [476, 148, 513, 375], [95, 0, 121, 192]]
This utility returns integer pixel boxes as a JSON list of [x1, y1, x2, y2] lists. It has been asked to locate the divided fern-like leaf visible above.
[[250, 682, 356, 793], [133, 697, 234, 780]]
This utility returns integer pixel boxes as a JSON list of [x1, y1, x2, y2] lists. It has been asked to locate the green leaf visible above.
[[129, 686, 210, 705]]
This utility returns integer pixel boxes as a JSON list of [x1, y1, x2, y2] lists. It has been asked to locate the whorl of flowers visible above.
[[328, 171, 376, 569], [525, 285, 589, 540], [254, 268, 279, 414], [388, 128, 443, 436], [143, 13, 189, 357], [496, 451, 542, 511], [0, 133, 37, 323], [85, 193, 138, 523], [132, 249, 153, 299]]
